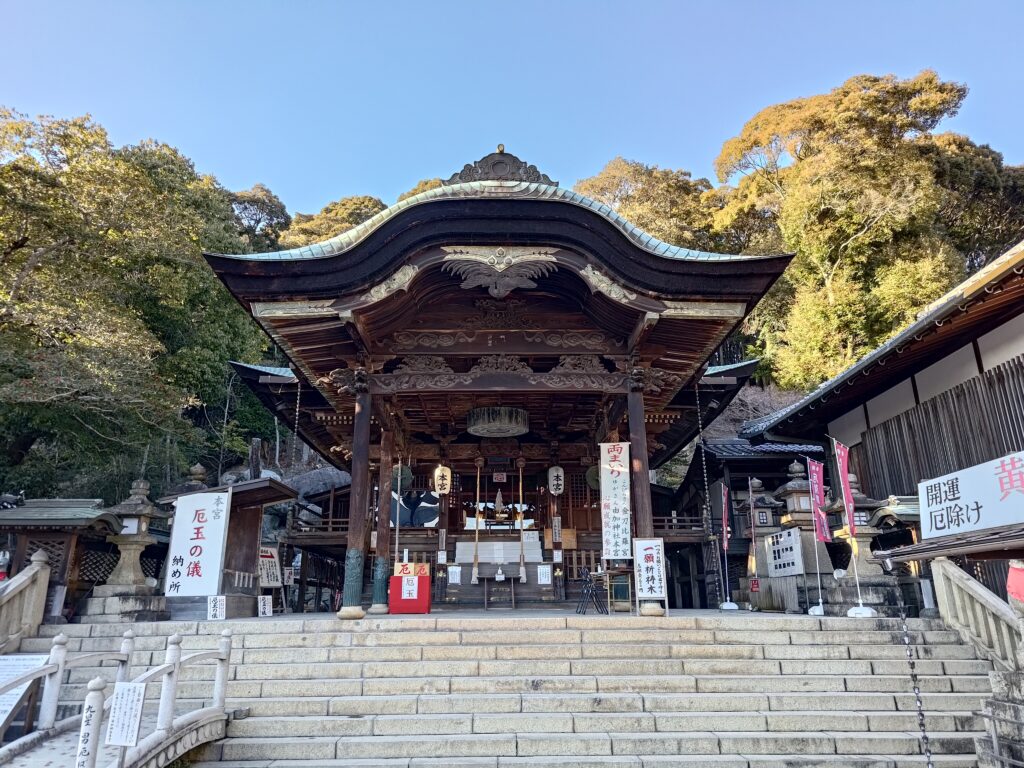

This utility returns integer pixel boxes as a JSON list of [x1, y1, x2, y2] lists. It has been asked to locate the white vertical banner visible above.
[[599, 442, 632, 560], [165, 490, 231, 597], [633, 538, 667, 600]]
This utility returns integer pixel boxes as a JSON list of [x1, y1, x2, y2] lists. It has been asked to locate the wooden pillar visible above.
[[338, 369, 371, 620], [551, 492, 565, 600], [627, 374, 654, 538], [369, 430, 394, 613]]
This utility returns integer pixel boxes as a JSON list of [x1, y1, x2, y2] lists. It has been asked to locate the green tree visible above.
[[232, 183, 291, 253], [0, 109, 270, 501], [398, 178, 442, 201], [279, 195, 386, 248]]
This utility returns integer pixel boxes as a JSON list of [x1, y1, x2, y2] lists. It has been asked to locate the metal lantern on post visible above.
[[547, 466, 565, 496], [433, 464, 452, 496]]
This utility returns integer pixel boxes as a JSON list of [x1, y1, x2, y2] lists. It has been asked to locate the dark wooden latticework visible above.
[[861, 355, 1024, 498]]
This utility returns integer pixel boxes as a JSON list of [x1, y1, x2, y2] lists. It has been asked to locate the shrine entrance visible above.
[[211, 148, 790, 617]]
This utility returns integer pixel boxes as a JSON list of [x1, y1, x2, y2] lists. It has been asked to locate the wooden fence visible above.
[[861, 355, 1024, 498]]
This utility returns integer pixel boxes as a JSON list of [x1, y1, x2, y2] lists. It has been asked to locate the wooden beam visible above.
[[628, 312, 660, 353], [660, 301, 747, 320], [369, 372, 629, 395]]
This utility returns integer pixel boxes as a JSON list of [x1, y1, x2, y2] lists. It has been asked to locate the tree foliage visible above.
[[0, 109, 272, 501], [278, 195, 386, 248]]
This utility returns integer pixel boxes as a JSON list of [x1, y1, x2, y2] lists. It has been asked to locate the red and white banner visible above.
[[807, 458, 832, 543], [599, 442, 632, 560], [721, 484, 730, 552], [832, 440, 857, 536], [165, 490, 231, 597]]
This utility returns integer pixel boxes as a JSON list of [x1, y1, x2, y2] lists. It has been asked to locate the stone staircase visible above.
[[21, 612, 992, 767]]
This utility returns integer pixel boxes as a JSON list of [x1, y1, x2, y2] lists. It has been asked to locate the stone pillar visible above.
[[338, 369, 371, 621], [775, 461, 834, 580], [368, 430, 394, 614], [628, 370, 662, 616]]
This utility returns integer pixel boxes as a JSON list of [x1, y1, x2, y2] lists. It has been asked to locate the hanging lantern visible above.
[[547, 466, 565, 496], [585, 464, 601, 491], [433, 464, 452, 495], [467, 407, 529, 437]]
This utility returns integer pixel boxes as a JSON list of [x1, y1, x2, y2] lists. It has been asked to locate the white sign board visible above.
[[436, 550, 447, 564], [207, 595, 226, 621], [633, 538, 667, 599], [600, 442, 632, 560], [258, 546, 282, 588], [282, 567, 295, 586], [0, 654, 47, 723], [766, 528, 804, 577], [919, 451, 1024, 539], [104, 681, 146, 747], [165, 491, 231, 597], [258, 595, 273, 617], [553, 549, 562, 563], [536, 564, 552, 585], [447, 565, 462, 585], [401, 576, 418, 599]]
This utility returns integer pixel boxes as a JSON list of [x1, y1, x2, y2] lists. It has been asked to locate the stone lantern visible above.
[[81, 479, 169, 622], [825, 473, 886, 577], [740, 477, 784, 577], [773, 461, 833, 581]]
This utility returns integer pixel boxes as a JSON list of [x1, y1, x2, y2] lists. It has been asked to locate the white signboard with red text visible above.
[[165, 491, 231, 597], [919, 451, 1024, 539], [599, 442, 632, 560], [633, 538, 667, 600]]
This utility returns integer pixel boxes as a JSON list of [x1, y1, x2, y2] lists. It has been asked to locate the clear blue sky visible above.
[[6, 1, 1024, 214]]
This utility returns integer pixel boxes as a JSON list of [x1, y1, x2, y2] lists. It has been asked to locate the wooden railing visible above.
[[0, 629, 233, 767], [0, 551, 51, 655], [652, 512, 704, 536], [931, 556, 1021, 671]]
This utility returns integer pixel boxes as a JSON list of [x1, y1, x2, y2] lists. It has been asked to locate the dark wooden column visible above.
[[369, 430, 394, 613], [338, 368, 371, 620], [628, 371, 654, 538]]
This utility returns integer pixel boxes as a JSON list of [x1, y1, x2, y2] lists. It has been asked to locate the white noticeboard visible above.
[[207, 595, 226, 621], [919, 451, 1024, 539], [553, 549, 563, 563], [0, 654, 47, 724], [536, 564, 552, 585], [633, 538, 667, 600], [599, 442, 632, 560], [766, 528, 804, 577], [165, 490, 231, 597], [105, 681, 146, 747], [448, 565, 462, 585], [282, 567, 295, 586], [258, 546, 283, 588], [436, 550, 447, 564], [258, 595, 273, 617], [401, 576, 418, 599]]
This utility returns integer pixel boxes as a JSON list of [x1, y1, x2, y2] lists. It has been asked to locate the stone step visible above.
[[206, 730, 980, 761], [225, 708, 982, 738], [190, 756, 978, 768]]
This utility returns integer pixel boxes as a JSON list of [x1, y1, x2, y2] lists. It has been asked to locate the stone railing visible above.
[[0, 629, 233, 768], [0, 551, 51, 655], [932, 556, 1021, 671]]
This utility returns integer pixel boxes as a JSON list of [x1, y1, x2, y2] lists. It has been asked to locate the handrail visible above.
[[931, 556, 1022, 670], [0, 551, 51, 655], [0, 628, 233, 768]]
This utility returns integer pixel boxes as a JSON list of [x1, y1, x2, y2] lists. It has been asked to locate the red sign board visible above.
[[749, 577, 760, 593], [388, 575, 431, 614]]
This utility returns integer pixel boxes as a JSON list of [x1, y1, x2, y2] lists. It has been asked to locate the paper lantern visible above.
[[433, 464, 452, 495], [547, 466, 565, 496]]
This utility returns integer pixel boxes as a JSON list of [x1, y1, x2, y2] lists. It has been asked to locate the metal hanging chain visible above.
[[694, 383, 724, 605], [895, 586, 934, 768], [291, 378, 301, 467]]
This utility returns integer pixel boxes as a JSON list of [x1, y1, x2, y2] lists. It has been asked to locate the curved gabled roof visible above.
[[211, 179, 784, 266]]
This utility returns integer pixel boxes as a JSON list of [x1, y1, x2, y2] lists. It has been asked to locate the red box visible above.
[[388, 574, 432, 614]]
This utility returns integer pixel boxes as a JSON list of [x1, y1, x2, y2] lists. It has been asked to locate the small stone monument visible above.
[[79, 479, 170, 623]]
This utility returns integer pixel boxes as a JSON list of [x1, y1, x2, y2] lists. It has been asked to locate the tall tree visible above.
[[279, 195, 386, 248], [398, 178, 442, 201], [232, 183, 290, 252]]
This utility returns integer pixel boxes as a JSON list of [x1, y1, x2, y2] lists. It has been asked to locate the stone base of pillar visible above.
[[640, 601, 666, 617], [366, 603, 389, 614], [336, 605, 366, 620]]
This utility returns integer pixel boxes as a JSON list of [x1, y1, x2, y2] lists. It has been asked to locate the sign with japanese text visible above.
[[749, 577, 760, 593], [833, 440, 857, 536], [401, 575, 418, 599], [547, 466, 565, 495], [258, 595, 273, 617], [633, 538, 667, 600], [447, 565, 462, 585], [207, 595, 226, 620], [165, 491, 231, 597], [600, 442, 632, 560], [919, 451, 1024, 539], [393, 561, 429, 577], [537, 564, 552, 585], [493, 472, 507, 483], [258, 546, 282, 588], [104, 682, 145, 747], [766, 528, 804, 577], [283, 567, 295, 586], [551, 515, 562, 543], [807, 458, 832, 543], [0, 655, 47, 724]]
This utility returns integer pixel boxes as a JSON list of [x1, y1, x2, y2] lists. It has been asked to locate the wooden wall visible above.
[[860, 355, 1024, 498]]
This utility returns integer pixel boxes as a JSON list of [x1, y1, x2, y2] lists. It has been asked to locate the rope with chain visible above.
[[693, 382, 722, 605], [291, 378, 301, 467], [894, 569, 934, 766]]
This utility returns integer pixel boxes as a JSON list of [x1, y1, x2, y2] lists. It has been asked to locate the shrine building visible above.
[[206, 148, 791, 618]]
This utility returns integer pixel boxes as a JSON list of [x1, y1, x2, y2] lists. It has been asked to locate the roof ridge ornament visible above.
[[443, 146, 558, 187]]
